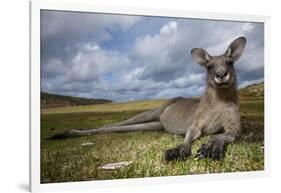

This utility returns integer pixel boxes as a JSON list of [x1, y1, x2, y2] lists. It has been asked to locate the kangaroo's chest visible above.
[[194, 102, 237, 135]]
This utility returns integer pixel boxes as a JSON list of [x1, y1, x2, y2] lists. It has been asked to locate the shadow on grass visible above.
[[238, 118, 264, 144]]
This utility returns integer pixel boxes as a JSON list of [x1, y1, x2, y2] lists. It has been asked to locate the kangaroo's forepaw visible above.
[[164, 144, 191, 161], [196, 141, 225, 160]]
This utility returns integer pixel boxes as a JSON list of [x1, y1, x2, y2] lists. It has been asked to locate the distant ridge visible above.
[[239, 82, 264, 99], [41, 92, 112, 108], [41, 82, 263, 109]]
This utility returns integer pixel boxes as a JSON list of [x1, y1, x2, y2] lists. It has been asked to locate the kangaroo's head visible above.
[[191, 37, 246, 89]]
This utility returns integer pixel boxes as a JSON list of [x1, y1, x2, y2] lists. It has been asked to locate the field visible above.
[[41, 84, 264, 183]]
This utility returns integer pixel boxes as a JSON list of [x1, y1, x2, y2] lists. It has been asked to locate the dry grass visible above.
[[41, 99, 167, 114]]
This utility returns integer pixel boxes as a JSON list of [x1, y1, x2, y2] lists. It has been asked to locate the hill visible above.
[[41, 92, 112, 108], [239, 82, 264, 100]]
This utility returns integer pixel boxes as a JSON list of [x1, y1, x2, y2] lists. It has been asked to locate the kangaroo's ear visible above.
[[191, 48, 211, 67], [224, 36, 247, 61]]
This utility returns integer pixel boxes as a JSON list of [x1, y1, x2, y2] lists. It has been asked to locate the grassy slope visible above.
[[41, 83, 264, 183], [41, 92, 112, 108]]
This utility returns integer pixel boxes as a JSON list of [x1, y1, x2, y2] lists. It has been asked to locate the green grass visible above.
[[41, 94, 264, 183]]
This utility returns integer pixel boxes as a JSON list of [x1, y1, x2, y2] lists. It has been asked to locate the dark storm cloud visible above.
[[41, 10, 264, 102]]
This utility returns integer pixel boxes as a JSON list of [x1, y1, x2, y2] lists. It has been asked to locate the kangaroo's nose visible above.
[[216, 70, 228, 79]]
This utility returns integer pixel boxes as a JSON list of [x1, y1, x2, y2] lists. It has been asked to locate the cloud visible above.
[[41, 10, 141, 78], [160, 21, 178, 35], [41, 10, 264, 102], [129, 19, 263, 90]]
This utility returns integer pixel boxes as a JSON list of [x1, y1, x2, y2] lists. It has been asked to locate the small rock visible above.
[[81, 142, 94, 146]]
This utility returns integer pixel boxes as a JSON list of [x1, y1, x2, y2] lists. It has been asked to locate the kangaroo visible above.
[[49, 37, 246, 161]]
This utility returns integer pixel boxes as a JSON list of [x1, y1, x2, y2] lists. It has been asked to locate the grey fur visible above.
[[49, 37, 247, 161]]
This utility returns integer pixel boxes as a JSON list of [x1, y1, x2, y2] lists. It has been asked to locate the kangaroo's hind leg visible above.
[[49, 122, 163, 139], [47, 97, 184, 139], [47, 108, 162, 139], [111, 97, 185, 127], [110, 108, 162, 127]]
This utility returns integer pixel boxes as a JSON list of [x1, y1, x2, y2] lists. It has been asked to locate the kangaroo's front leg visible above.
[[164, 124, 202, 161], [196, 132, 234, 160], [196, 117, 241, 160]]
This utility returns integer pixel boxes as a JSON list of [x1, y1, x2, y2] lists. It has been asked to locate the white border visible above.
[[30, 1, 270, 192]]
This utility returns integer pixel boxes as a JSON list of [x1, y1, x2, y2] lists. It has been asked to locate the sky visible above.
[[41, 10, 264, 102]]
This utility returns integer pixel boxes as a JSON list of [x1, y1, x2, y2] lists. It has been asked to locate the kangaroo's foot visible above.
[[196, 140, 226, 160], [45, 129, 84, 140], [164, 144, 191, 161]]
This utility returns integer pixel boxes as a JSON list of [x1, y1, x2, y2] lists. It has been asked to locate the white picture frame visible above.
[[30, 1, 270, 192]]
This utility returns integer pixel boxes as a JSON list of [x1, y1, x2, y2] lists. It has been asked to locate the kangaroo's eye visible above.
[[226, 60, 234, 65], [207, 64, 214, 70]]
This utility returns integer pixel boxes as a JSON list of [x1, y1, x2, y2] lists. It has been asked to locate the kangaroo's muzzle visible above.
[[214, 72, 230, 85]]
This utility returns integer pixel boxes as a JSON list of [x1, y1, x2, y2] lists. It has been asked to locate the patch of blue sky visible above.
[[99, 73, 113, 82]]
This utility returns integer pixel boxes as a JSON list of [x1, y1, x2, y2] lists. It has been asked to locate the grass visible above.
[[41, 99, 167, 114], [41, 91, 264, 183]]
